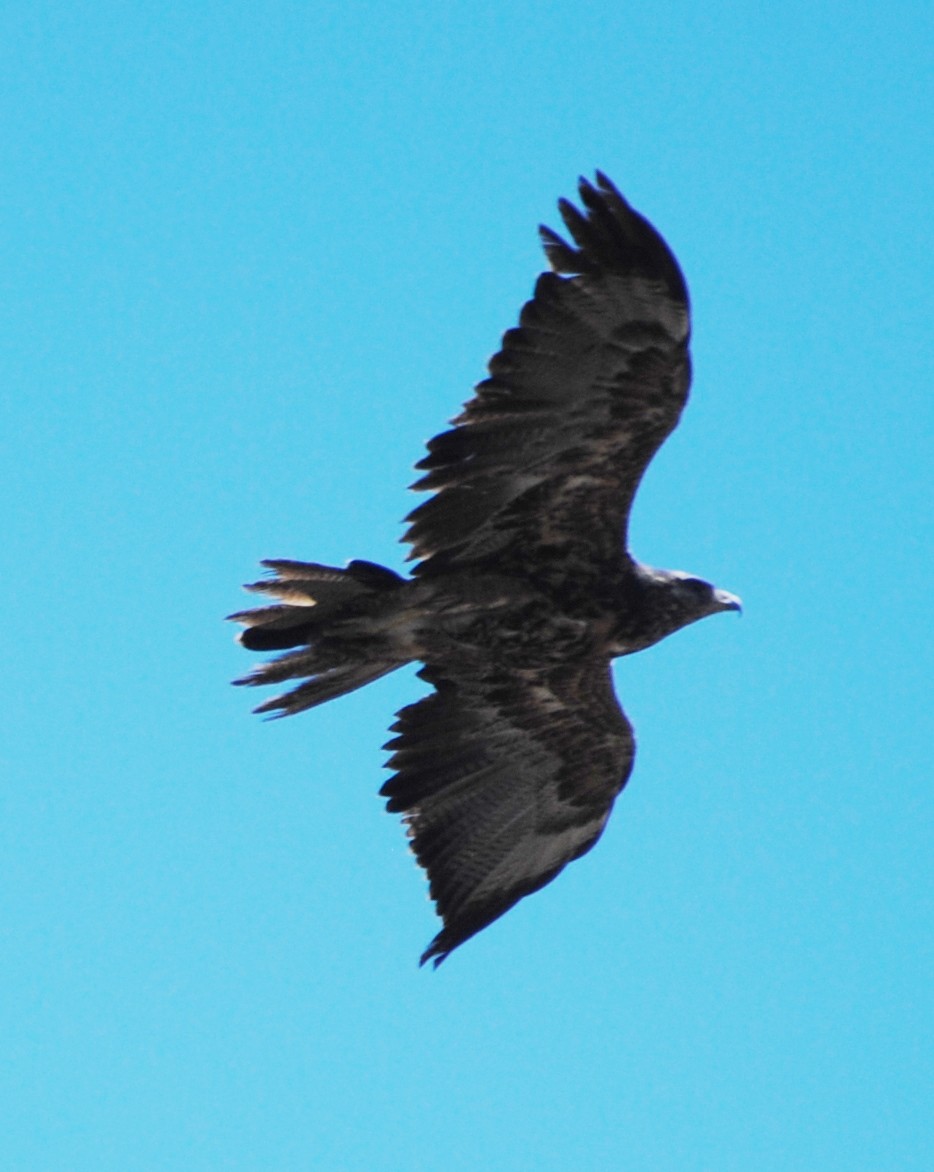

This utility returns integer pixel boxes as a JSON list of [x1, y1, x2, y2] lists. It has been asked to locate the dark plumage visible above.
[[230, 173, 740, 966]]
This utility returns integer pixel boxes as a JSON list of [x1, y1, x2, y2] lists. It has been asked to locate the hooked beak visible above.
[[714, 589, 743, 614]]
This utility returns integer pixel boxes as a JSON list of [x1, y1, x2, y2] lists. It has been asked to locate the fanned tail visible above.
[[228, 558, 410, 717]]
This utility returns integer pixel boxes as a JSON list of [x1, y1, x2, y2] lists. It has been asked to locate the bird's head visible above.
[[660, 569, 742, 617], [611, 565, 741, 655]]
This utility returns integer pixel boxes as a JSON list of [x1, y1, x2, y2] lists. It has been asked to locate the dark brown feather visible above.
[[230, 174, 740, 966], [404, 173, 691, 581], [380, 661, 635, 966]]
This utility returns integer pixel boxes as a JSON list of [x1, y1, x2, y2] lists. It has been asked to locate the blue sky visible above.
[[2, 2, 932, 1168]]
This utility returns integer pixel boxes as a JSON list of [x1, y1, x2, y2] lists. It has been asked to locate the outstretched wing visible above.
[[405, 172, 691, 581], [380, 660, 635, 966]]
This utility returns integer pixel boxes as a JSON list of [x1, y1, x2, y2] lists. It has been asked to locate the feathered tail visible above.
[[228, 558, 410, 717]]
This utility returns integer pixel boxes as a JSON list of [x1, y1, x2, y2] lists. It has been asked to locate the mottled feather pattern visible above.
[[381, 662, 634, 965], [231, 173, 740, 965], [404, 177, 691, 577]]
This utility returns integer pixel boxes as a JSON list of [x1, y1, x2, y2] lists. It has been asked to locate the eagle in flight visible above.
[[230, 172, 740, 966]]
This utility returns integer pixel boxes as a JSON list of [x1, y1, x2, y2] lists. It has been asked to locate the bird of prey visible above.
[[229, 172, 740, 967]]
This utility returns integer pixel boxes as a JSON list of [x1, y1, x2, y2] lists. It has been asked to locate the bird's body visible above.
[[230, 174, 740, 965]]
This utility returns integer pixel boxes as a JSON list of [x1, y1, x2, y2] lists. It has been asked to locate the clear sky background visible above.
[[2, 3, 932, 1169]]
